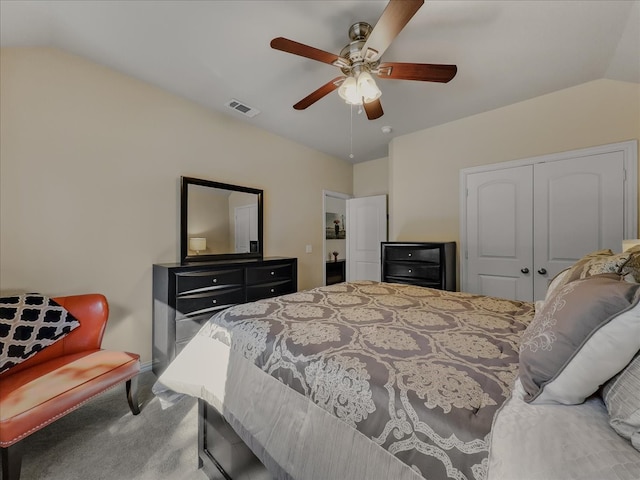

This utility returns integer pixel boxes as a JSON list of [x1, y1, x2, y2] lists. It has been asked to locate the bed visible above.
[[153, 249, 640, 480]]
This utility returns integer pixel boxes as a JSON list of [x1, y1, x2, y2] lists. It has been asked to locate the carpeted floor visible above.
[[7, 370, 208, 480]]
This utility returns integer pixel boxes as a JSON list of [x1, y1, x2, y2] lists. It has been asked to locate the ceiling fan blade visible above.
[[271, 37, 347, 67], [293, 77, 346, 110], [361, 0, 424, 62], [377, 62, 457, 83], [363, 98, 384, 120]]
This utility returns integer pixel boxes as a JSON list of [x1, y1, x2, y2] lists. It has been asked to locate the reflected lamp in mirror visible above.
[[189, 237, 207, 255], [622, 239, 640, 251]]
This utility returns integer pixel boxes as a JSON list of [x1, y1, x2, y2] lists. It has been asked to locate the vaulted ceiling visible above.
[[1, 0, 638, 163]]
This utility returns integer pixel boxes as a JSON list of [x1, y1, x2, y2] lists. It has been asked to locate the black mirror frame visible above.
[[180, 176, 263, 264]]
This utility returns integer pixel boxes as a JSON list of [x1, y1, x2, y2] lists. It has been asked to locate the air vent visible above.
[[225, 99, 260, 118]]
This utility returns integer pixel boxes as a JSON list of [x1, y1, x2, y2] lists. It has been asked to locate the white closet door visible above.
[[466, 166, 534, 301], [533, 152, 625, 299], [347, 195, 387, 281]]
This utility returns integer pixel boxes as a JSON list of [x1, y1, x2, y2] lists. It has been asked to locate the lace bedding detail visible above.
[[198, 281, 534, 480]]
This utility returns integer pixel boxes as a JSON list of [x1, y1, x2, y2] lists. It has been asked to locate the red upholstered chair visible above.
[[0, 294, 141, 480]]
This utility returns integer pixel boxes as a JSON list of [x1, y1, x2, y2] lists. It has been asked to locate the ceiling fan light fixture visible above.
[[357, 71, 381, 103], [338, 72, 382, 106], [338, 76, 362, 105]]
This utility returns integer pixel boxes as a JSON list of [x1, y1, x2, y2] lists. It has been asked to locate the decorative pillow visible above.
[[543, 267, 570, 304], [549, 247, 640, 294], [602, 353, 640, 451], [555, 249, 614, 286], [0, 293, 80, 373], [619, 245, 640, 282], [519, 273, 640, 405]]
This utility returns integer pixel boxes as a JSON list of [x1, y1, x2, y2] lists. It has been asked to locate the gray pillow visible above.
[[519, 274, 640, 405], [602, 353, 640, 451]]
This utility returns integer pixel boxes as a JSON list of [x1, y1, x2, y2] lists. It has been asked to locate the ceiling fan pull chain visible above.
[[349, 104, 354, 159]]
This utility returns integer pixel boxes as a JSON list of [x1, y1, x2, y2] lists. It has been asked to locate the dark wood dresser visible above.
[[152, 257, 297, 375], [381, 242, 456, 291]]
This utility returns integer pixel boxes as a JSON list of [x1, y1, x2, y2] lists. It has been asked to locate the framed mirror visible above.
[[180, 176, 263, 263]]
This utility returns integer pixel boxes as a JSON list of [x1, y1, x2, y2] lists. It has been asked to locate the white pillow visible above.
[[602, 354, 640, 451]]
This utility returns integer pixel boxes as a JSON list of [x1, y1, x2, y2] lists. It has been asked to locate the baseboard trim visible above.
[[140, 360, 153, 373]]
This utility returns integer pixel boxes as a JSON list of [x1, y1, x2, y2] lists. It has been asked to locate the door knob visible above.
[[520, 268, 529, 274], [537, 268, 547, 275]]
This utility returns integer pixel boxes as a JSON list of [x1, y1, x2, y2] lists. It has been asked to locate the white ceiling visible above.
[[1, 0, 639, 163]]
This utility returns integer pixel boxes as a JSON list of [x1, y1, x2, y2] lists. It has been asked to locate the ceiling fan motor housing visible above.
[[339, 22, 379, 77]]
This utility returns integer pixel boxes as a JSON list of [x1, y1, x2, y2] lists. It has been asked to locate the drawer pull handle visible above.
[[212, 278, 217, 283], [270, 288, 275, 293], [408, 269, 412, 273], [271, 271, 275, 275], [212, 299, 217, 304], [408, 253, 412, 257]]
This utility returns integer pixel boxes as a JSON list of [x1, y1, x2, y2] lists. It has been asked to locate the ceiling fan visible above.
[[270, 0, 457, 120]]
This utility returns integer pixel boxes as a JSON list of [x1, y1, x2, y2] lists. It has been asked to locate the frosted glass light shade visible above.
[[357, 72, 381, 103], [338, 76, 361, 105], [189, 237, 207, 253], [338, 72, 382, 106]]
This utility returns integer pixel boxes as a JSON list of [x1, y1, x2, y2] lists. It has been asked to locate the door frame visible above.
[[323, 190, 352, 285], [459, 140, 638, 293]]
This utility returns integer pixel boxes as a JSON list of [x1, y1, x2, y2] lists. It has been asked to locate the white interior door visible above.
[[347, 195, 387, 281], [532, 152, 625, 298], [466, 166, 534, 301], [234, 204, 257, 253]]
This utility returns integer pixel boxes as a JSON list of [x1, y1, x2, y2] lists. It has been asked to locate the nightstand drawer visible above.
[[384, 246, 440, 263], [385, 262, 440, 280], [246, 280, 294, 302], [176, 287, 244, 317], [246, 263, 293, 285], [176, 268, 244, 295]]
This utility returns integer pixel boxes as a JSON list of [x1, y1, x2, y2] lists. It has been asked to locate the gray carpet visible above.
[[10, 370, 208, 480]]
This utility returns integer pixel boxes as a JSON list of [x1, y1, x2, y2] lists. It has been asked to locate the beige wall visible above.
[[389, 79, 640, 244], [0, 48, 352, 365], [353, 157, 389, 197]]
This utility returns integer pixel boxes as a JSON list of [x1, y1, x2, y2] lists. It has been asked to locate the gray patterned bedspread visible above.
[[198, 281, 534, 480]]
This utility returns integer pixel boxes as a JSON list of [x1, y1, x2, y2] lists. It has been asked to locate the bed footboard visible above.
[[198, 399, 272, 480]]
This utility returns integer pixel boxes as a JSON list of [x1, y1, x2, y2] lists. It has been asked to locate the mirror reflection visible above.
[[180, 176, 263, 263], [187, 185, 259, 255]]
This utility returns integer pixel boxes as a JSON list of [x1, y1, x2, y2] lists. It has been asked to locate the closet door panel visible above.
[[466, 166, 534, 301], [533, 152, 625, 299]]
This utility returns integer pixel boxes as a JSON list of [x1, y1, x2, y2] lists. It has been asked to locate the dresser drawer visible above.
[[176, 287, 244, 317], [176, 268, 244, 295], [385, 262, 440, 280], [246, 280, 294, 302], [384, 246, 440, 263], [386, 277, 442, 289], [246, 263, 293, 285], [175, 312, 211, 342]]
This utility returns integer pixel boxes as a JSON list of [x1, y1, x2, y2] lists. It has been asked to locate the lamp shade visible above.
[[189, 237, 207, 252], [622, 239, 640, 251]]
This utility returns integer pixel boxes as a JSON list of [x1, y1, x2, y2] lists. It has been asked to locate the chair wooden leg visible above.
[[126, 376, 141, 415], [2, 442, 24, 480]]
